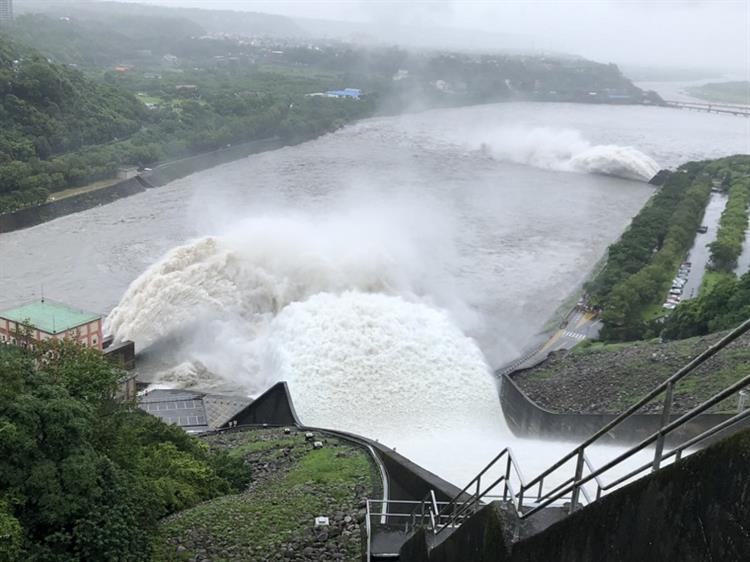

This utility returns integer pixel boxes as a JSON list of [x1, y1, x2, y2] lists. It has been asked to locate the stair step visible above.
[[370, 529, 409, 560]]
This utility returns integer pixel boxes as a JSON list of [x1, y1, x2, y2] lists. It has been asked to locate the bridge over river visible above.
[[665, 99, 750, 116]]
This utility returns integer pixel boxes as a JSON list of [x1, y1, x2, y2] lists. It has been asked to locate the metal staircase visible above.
[[365, 317, 750, 558]]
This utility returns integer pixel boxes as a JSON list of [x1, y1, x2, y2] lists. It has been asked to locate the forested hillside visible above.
[[0, 35, 144, 211], [0, 6, 656, 217], [0, 342, 248, 561], [0, 23, 373, 214], [7, 12, 204, 68]]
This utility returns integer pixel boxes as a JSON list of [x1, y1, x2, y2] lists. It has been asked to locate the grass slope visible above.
[[154, 428, 381, 562], [515, 330, 750, 414]]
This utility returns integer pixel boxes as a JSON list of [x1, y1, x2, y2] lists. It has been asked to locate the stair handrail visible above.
[[518, 368, 750, 518], [515, 317, 750, 516], [431, 447, 526, 536], [424, 317, 750, 534], [588, 391, 750, 495]]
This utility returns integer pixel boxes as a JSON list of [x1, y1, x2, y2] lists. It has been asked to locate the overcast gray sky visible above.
[[121, 1, 748, 72]]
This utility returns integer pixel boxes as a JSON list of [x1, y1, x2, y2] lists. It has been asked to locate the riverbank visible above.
[[0, 96, 671, 236], [506, 156, 750, 416], [513, 330, 749, 415], [0, 137, 284, 234]]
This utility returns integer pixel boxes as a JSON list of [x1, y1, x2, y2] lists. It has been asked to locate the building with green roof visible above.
[[0, 299, 103, 350]]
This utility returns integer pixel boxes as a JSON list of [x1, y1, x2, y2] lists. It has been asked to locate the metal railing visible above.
[[428, 448, 526, 536], [414, 317, 750, 537], [365, 497, 458, 558]]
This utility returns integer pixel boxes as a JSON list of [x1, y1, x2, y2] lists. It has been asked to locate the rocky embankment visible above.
[[155, 428, 380, 562], [514, 331, 750, 414]]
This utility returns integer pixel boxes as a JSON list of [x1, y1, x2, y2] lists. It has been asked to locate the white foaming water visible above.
[[265, 290, 652, 489], [109, 234, 652, 489], [479, 126, 661, 181], [106, 206, 482, 393], [265, 291, 500, 435]]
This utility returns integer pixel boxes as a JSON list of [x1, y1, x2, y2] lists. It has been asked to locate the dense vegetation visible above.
[[586, 161, 713, 341], [686, 81, 750, 105], [0, 35, 145, 213], [0, 18, 375, 214], [662, 270, 750, 340], [586, 155, 750, 342], [708, 166, 750, 272], [0, 341, 248, 561], [0, 6, 654, 215], [156, 429, 379, 561]]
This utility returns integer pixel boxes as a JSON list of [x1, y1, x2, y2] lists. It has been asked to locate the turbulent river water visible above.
[[1, 102, 748, 488]]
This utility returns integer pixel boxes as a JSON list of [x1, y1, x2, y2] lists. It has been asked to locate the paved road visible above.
[[497, 308, 601, 375], [542, 310, 601, 353], [681, 192, 728, 300]]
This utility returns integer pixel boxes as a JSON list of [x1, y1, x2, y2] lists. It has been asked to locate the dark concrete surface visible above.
[[499, 370, 747, 445], [399, 428, 750, 562]]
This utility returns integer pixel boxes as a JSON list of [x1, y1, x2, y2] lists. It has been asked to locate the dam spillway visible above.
[[2, 101, 746, 487]]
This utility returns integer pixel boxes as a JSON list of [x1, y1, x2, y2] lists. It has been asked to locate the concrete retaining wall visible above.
[[0, 177, 147, 233], [400, 503, 515, 562], [0, 137, 284, 234], [511, 427, 750, 562], [144, 137, 283, 187], [228, 382, 301, 427], [499, 370, 746, 445], [367, 441, 462, 507]]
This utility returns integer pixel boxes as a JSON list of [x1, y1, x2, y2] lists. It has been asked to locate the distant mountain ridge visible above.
[[16, 0, 307, 38], [19, 0, 573, 59]]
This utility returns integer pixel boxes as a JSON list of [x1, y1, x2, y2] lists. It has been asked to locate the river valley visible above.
[[1, 101, 748, 488]]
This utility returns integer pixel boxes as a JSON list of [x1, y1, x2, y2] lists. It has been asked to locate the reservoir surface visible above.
[[1, 101, 747, 488]]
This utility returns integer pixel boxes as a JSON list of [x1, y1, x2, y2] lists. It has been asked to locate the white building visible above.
[[0, 0, 13, 24]]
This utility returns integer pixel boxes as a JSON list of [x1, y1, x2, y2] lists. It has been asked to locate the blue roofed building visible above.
[[325, 88, 362, 99]]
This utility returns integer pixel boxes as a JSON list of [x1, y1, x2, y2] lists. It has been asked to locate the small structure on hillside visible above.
[[0, 299, 103, 350], [325, 88, 362, 99], [138, 388, 252, 432]]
